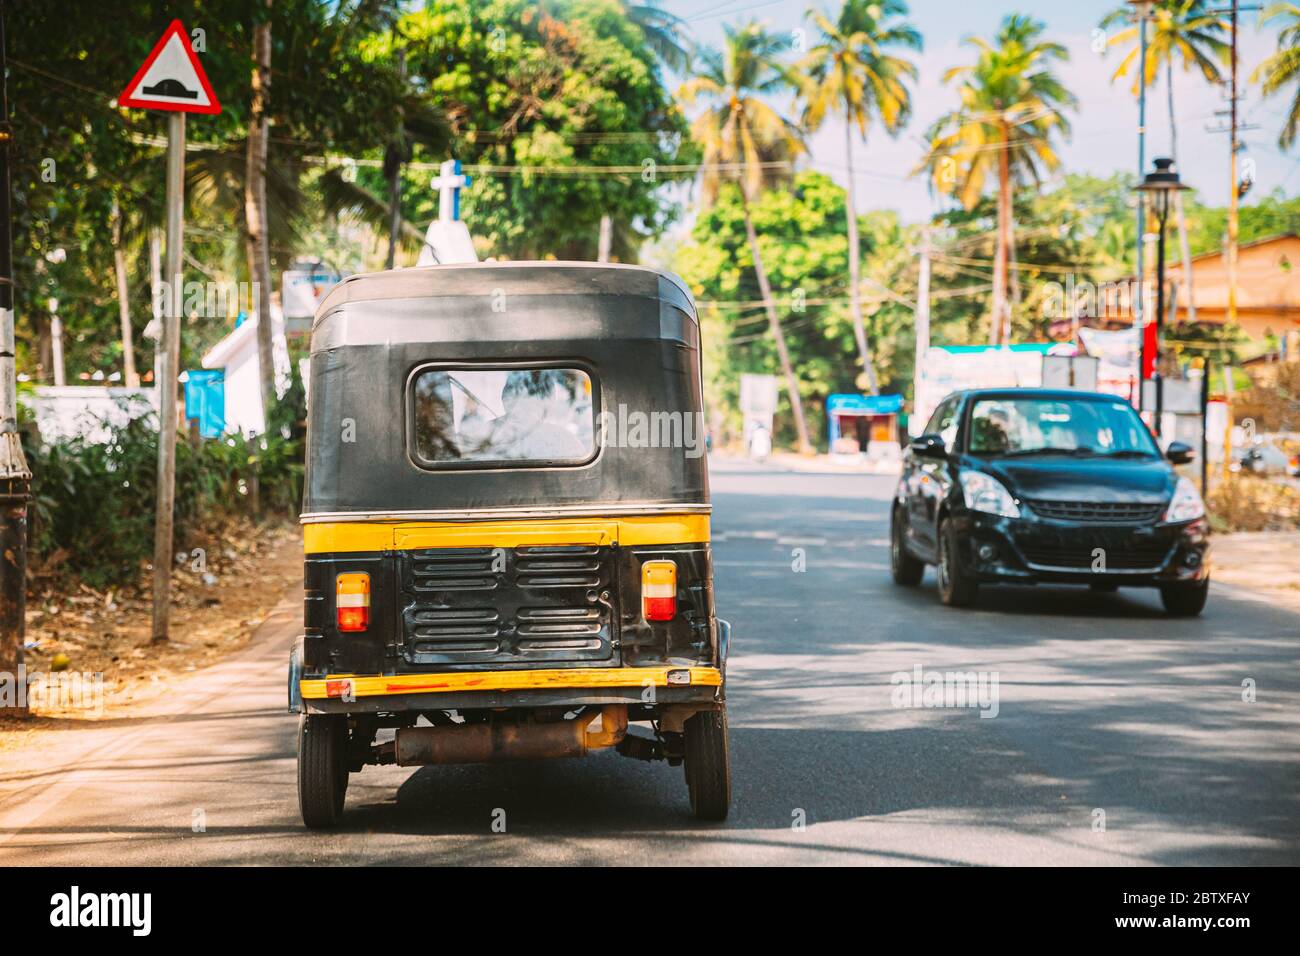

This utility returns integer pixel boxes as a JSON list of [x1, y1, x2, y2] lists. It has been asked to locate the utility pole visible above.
[[908, 226, 932, 439], [1134, 1, 1150, 403], [0, 0, 31, 715], [149, 229, 163, 386], [1228, 1, 1240, 330], [151, 112, 185, 643], [247, 3, 274, 425], [111, 198, 139, 387], [597, 215, 613, 263], [385, 45, 406, 271], [1209, 1, 1262, 329], [48, 299, 64, 386], [914, 226, 931, 385]]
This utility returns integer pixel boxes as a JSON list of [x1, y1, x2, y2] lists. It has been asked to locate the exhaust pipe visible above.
[[394, 706, 627, 766]]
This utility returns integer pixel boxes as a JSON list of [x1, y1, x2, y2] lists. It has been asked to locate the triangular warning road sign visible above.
[[118, 20, 221, 115]]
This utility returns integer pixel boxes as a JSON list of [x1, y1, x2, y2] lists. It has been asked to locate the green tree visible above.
[[402, 0, 693, 261], [798, 0, 920, 396], [680, 21, 813, 453], [8, 0, 692, 385], [675, 172, 873, 449], [8, 0, 419, 381], [1253, 3, 1300, 148], [916, 14, 1076, 345]]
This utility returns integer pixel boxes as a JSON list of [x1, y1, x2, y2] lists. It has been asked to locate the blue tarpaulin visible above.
[[184, 369, 225, 438], [826, 393, 904, 415]]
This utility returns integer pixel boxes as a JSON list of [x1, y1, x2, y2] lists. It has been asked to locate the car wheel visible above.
[[298, 714, 348, 829], [890, 507, 925, 587], [937, 517, 978, 608], [1160, 577, 1209, 617], [684, 706, 731, 822]]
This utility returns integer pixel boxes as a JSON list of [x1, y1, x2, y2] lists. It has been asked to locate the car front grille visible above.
[[1018, 542, 1172, 571], [1025, 498, 1166, 524]]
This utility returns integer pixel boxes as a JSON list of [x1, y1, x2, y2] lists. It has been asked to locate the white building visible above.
[[21, 386, 156, 444], [201, 308, 293, 436]]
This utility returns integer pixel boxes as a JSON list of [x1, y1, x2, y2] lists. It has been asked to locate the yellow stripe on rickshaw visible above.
[[300, 665, 723, 699], [302, 513, 710, 554]]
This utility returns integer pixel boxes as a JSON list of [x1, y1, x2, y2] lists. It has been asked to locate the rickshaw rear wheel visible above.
[[684, 706, 731, 822], [298, 714, 348, 829]]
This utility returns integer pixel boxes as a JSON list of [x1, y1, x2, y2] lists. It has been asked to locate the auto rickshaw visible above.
[[288, 261, 731, 827]]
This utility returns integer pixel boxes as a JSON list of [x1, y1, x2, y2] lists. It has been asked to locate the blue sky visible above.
[[663, 0, 1296, 223]]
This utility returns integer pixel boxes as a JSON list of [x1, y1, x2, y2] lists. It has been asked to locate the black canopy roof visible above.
[[302, 262, 709, 519], [312, 261, 696, 349]]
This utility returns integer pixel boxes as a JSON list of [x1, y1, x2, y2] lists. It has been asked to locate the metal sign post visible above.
[[117, 20, 220, 642], [150, 112, 185, 642]]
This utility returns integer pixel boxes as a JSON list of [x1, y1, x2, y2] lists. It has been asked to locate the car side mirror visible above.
[[910, 434, 947, 459], [1166, 441, 1194, 465]]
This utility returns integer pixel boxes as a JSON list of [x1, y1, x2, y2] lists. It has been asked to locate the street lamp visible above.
[[1135, 156, 1190, 439]]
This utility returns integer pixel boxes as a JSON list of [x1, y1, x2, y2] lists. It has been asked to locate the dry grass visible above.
[[1207, 473, 1300, 533]]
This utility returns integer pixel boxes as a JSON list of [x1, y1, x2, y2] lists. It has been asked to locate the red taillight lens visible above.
[[336, 572, 370, 632], [641, 560, 677, 622]]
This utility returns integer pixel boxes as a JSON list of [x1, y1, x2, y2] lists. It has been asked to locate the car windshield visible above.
[[411, 367, 595, 466], [967, 397, 1158, 458]]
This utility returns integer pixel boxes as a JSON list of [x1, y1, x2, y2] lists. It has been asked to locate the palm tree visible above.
[[622, 0, 693, 74], [247, 0, 275, 421], [1253, 3, 1300, 148], [680, 21, 814, 453], [799, 0, 920, 395], [596, 2, 694, 259], [248, 0, 282, 421], [1103, 1, 1228, 322], [916, 14, 1076, 344]]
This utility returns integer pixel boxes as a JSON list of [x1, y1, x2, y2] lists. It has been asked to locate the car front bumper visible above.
[[953, 512, 1210, 587]]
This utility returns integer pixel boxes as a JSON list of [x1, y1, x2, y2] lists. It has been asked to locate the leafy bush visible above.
[[19, 387, 305, 590]]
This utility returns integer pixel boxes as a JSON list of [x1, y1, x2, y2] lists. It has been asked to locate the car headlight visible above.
[[1164, 476, 1205, 522], [960, 470, 1021, 518]]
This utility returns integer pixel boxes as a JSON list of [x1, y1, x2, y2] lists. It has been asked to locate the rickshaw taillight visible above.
[[641, 560, 677, 622], [336, 572, 370, 632]]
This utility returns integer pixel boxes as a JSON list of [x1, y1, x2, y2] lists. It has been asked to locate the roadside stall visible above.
[[826, 392, 903, 460]]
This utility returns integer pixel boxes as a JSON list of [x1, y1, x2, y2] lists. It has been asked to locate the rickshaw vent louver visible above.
[[515, 545, 604, 589], [398, 544, 616, 666], [410, 547, 500, 592]]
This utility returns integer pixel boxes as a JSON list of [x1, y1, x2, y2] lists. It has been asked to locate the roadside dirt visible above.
[[1211, 531, 1300, 613], [0, 519, 300, 752]]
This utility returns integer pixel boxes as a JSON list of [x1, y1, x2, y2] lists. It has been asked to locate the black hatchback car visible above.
[[890, 388, 1210, 615]]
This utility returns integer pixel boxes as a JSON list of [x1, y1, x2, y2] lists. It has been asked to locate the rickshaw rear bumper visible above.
[[297, 664, 724, 715]]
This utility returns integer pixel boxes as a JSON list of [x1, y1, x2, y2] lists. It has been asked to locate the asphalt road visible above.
[[3, 458, 1298, 865]]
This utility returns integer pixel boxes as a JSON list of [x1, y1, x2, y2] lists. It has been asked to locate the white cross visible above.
[[431, 159, 472, 222]]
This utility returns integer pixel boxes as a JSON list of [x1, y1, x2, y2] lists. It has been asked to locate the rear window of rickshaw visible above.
[[409, 366, 597, 467]]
